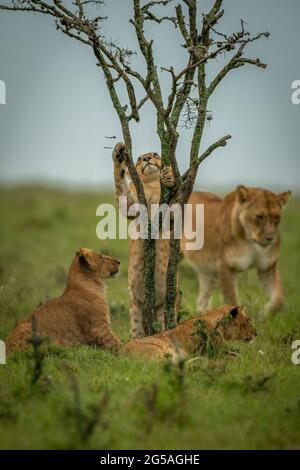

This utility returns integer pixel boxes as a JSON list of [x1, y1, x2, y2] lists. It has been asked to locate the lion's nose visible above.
[[143, 156, 151, 162], [265, 236, 274, 243]]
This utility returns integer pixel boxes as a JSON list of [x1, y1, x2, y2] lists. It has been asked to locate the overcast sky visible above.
[[0, 0, 299, 191]]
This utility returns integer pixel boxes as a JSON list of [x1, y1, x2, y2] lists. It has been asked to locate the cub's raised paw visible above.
[[112, 142, 126, 164], [160, 166, 175, 188]]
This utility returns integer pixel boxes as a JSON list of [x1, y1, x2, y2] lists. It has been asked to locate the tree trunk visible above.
[[160, 137, 182, 331], [165, 234, 181, 330], [119, 120, 157, 336], [142, 233, 156, 336]]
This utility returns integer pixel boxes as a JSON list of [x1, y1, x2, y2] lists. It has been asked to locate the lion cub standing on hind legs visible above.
[[112, 142, 180, 338], [183, 186, 291, 319]]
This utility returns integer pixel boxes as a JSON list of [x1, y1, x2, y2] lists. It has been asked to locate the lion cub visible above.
[[123, 304, 257, 361], [6, 249, 122, 354], [183, 186, 291, 317], [112, 142, 180, 338], [7, 250, 257, 361]]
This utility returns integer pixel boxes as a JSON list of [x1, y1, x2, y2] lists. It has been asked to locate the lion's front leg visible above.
[[160, 166, 176, 189], [87, 327, 122, 353], [112, 142, 138, 214], [258, 264, 284, 318], [219, 263, 239, 306], [112, 142, 127, 197]]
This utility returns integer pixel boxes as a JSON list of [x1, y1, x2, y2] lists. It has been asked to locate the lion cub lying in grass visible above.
[[124, 304, 257, 360], [7, 249, 257, 360], [6, 248, 122, 354]]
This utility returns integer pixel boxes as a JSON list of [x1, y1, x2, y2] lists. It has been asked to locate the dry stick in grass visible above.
[[64, 366, 109, 445], [27, 316, 49, 385], [0, 0, 269, 333]]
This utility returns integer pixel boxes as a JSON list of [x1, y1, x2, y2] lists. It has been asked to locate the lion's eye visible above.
[[256, 214, 264, 222], [274, 216, 280, 224]]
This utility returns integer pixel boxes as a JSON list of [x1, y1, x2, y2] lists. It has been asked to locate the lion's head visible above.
[[216, 306, 257, 342], [236, 186, 291, 248], [135, 152, 161, 182], [74, 248, 120, 282]]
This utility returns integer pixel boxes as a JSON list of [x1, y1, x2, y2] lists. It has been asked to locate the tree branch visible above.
[[127, 94, 149, 121], [182, 134, 232, 200], [198, 134, 232, 165], [208, 33, 269, 95]]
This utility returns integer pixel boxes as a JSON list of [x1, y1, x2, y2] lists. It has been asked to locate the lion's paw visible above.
[[161, 166, 175, 188], [112, 142, 126, 164]]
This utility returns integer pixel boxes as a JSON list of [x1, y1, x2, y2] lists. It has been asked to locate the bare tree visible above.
[[0, 0, 269, 334]]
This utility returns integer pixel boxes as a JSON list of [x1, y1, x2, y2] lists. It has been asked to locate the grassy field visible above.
[[0, 186, 299, 450]]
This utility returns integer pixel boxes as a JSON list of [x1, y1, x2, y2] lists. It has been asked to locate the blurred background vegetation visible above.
[[0, 186, 299, 449]]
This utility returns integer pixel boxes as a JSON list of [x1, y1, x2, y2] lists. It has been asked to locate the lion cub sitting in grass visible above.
[[6, 248, 122, 354]]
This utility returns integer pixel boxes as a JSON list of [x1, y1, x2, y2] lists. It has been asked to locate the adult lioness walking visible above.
[[112, 142, 180, 338], [183, 186, 291, 317]]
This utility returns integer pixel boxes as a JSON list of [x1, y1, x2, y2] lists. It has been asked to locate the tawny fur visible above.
[[6, 249, 257, 361], [112, 142, 180, 338], [123, 304, 257, 361], [183, 186, 291, 317], [6, 249, 122, 354]]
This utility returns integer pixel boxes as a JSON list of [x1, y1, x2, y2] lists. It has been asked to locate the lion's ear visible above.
[[236, 185, 251, 204], [277, 190, 291, 208], [77, 248, 95, 271], [229, 307, 239, 319]]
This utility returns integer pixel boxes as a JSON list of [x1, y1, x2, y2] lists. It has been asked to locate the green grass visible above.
[[0, 186, 300, 450]]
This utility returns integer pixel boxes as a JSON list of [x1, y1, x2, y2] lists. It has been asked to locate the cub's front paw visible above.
[[160, 166, 175, 188], [112, 142, 126, 164]]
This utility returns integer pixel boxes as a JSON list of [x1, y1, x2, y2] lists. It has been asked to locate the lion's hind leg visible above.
[[130, 299, 145, 339], [155, 304, 166, 332]]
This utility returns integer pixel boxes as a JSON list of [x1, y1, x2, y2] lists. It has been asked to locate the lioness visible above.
[[183, 186, 291, 317], [112, 142, 180, 338], [6, 248, 122, 354]]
